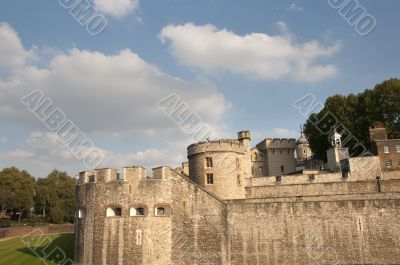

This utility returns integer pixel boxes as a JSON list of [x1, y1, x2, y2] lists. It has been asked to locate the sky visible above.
[[0, 0, 399, 177]]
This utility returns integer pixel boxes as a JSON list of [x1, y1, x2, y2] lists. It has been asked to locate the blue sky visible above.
[[0, 0, 399, 177]]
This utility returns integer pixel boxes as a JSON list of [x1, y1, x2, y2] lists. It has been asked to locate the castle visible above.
[[74, 126, 400, 265]]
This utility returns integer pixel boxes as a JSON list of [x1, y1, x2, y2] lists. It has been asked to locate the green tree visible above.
[[0, 167, 36, 223], [34, 169, 76, 223], [304, 78, 400, 161]]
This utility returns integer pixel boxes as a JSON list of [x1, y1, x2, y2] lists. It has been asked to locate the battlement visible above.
[[187, 139, 246, 157], [78, 166, 171, 185], [257, 138, 297, 150]]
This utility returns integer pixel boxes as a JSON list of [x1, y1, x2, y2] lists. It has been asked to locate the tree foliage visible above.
[[0, 167, 76, 224], [304, 78, 400, 161], [34, 170, 76, 224], [0, 167, 36, 222]]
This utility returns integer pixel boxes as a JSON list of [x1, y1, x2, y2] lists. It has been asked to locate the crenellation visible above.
[[75, 128, 400, 265]]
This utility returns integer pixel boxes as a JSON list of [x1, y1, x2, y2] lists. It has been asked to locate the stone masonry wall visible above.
[[226, 194, 400, 265]]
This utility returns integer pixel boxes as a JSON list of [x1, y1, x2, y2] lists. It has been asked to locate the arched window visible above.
[[155, 205, 171, 216], [130, 207, 146, 217], [106, 207, 122, 217]]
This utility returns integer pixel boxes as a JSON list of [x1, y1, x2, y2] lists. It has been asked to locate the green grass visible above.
[[0, 234, 74, 265]]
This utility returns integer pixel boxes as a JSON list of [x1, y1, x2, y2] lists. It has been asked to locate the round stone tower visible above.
[[187, 131, 251, 200], [296, 127, 312, 161]]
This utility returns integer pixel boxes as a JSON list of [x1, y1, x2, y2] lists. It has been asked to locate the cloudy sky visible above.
[[0, 0, 399, 177]]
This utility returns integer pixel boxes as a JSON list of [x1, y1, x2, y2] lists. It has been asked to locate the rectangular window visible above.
[[136, 230, 142, 245], [206, 173, 214, 184], [237, 174, 241, 185], [384, 146, 390, 153], [205, 157, 213, 168], [398, 160, 400, 168], [88, 175, 95, 182], [386, 159, 392, 168], [396, 145, 400, 153]]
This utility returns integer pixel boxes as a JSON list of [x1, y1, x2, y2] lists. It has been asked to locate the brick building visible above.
[[370, 125, 400, 170]]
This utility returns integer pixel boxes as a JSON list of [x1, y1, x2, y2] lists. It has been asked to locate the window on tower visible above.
[[206, 173, 214, 184], [205, 157, 213, 168]]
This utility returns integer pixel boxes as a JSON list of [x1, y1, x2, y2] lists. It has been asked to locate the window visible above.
[[259, 167, 264, 174], [237, 174, 241, 185], [396, 145, 400, 153], [205, 157, 213, 168], [78, 209, 85, 219], [281, 165, 285, 174], [276, 176, 282, 182], [398, 160, 400, 168], [106, 207, 122, 217], [136, 230, 142, 245], [236, 158, 240, 169], [88, 175, 95, 183], [386, 159, 392, 168], [303, 150, 306, 154], [206, 173, 214, 184], [253, 153, 258, 161], [130, 207, 146, 217], [384, 146, 390, 154], [155, 206, 171, 216], [156, 207, 165, 216]]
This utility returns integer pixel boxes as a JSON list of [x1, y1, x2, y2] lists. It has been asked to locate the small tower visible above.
[[296, 125, 312, 162], [331, 126, 342, 148], [327, 127, 349, 172]]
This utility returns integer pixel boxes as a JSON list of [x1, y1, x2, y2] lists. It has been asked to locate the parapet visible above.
[[238, 130, 251, 141], [256, 138, 297, 150], [77, 166, 171, 185], [187, 139, 246, 157]]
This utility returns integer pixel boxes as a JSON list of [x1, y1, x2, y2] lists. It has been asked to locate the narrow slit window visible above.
[[136, 230, 142, 245], [206, 173, 214, 185], [205, 157, 213, 168]]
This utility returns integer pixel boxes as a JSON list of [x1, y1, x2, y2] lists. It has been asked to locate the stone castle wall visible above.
[[76, 165, 400, 265], [226, 194, 400, 265], [76, 130, 400, 265], [75, 167, 228, 265]]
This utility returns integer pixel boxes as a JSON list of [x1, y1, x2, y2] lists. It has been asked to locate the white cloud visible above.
[[0, 23, 232, 176], [0, 24, 231, 140], [0, 23, 35, 71], [286, 3, 304, 12], [93, 0, 139, 18], [160, 22, 341, 82], [0, 132, 186, 177]]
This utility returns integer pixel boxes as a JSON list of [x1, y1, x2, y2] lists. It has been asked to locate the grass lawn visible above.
[[0, 233, 74, 265]]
